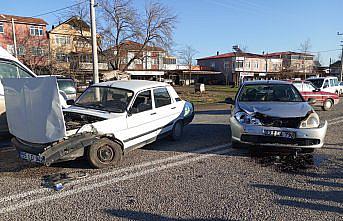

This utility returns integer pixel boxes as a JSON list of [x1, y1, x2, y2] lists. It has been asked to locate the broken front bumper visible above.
[[12, 133, 98, 166], [230, 116, 328, 149]]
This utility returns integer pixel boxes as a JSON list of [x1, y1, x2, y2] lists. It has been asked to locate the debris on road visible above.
[[249, 150, 323, 173], [42, 171, 88, 191]]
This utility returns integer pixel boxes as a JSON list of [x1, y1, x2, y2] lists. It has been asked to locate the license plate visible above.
[[263, 130, 296, 139], [19, 151, 44, 164]]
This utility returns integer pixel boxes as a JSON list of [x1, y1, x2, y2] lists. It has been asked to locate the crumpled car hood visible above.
[[238, 102, 312, 118]]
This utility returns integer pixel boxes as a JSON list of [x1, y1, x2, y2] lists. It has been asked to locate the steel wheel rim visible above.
[[97, 145, 115, 163]]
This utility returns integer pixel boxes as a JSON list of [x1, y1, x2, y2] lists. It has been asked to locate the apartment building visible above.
[[197, 52, 283, 84], [266, 51, 314, 75], [0, 14, 49, 72], [48, 16, 108, 83]]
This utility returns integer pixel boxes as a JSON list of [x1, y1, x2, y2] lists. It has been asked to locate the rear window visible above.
[[57, 79, 76, 94]]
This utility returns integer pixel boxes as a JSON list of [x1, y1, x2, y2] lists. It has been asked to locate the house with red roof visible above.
[[0, 14, 49, 72], [197, 51, 283, 85]]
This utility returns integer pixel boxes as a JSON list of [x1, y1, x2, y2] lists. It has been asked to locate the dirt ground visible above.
[[174, 85, 238, 104]]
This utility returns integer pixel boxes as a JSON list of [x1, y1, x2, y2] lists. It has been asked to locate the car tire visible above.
[[171, 120, 184, 141], [87, 138, 123, 169], [322, 99, 333, 111]]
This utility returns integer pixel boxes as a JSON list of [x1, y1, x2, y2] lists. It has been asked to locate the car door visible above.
[[124, 89, 159, 149], [152, 87, 180, 136]]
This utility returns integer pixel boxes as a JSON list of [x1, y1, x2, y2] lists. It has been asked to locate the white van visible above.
[[0, 47, 36, 135], [0, 46, 67, 136], [306, 76, 342, 95]]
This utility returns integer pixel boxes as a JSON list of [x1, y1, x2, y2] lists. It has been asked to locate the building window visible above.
[[17, 45, 25, 56], [236, 61, 243, 68], [7, 45, 15, 55], [31, 47, 44, 56], [56, 53, 69, 62], [0, 23, 3, 33], [30, 26, 43, 36], [55, 35, 71, 45], [152, 58, 158, 65], [163, 57, 176, 64]]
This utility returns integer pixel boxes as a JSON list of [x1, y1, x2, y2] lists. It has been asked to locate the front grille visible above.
[[254, 113, 303, 128], [241, 134, 320, 146]]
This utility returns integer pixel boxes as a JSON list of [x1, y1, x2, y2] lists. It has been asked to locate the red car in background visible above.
[[290, 80, 340, 111]]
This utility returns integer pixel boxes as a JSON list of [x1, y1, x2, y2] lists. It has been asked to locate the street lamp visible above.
[[338, 32, 343, 82]]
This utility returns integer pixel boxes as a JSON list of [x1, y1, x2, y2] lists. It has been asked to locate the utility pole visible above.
[[338, 32, 343, 82], [11, 18, 17, 58], [90, 0, 99, 84]]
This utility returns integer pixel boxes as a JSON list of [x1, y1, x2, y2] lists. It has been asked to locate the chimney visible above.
[[216, 51, 219, 56], [52, 25, 55, 29]]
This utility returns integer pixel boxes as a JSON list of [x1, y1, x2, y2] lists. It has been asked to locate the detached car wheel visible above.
[[322, 99, 333, 111], [87, 138, 123, 169], [171, 121, 184, 141]]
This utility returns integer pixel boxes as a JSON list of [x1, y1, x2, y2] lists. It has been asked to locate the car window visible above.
[[131, 90, 152, 113], [329, 79, 335, 87], [306, 83, 315, 91], [238, 84, 303, 102], [75, 86, 133, 113], [323, 80, 329, 88], [0, 60, 32, 79], [153, 87, 172, 108], [57, 79, 76, 94], [307, 79, 324, 88], [333, 78, 339, 86]]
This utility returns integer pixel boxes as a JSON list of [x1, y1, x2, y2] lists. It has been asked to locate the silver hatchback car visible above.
[[227, 80, 327, 152]]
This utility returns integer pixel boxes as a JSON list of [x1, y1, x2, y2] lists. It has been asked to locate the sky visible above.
[[1, 0, 343, 65]]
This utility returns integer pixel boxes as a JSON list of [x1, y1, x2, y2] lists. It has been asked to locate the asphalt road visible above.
[[0, 101, 342, 220]]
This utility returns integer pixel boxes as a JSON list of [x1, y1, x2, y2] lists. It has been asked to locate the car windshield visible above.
[[307, 79, 324, 88], [75, 86, 134, 113], [57, 79, 76, 94], [238, 84, 303, 102]]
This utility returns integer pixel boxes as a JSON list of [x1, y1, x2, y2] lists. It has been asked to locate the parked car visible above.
[[227, 80, 327, 153], [56, 77, 77, 100], [306, 76, 342, 95], [5, 79, 194, 168], [291, 80, 339, 111]]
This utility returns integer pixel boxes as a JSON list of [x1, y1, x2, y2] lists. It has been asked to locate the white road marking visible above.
[[0, 143, 230, 204], [327, 116, 343, 123], [0, 148, 231, 214], [328, 119, 343, 126]]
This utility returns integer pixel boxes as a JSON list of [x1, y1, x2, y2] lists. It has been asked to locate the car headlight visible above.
[[183, 102, 193, 117], [234, 112, 262, 125], [299, 112, 320, 128]]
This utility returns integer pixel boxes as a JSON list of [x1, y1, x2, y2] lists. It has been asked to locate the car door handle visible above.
[[150, 112, 157, 115], [171, 107, 176, 109]]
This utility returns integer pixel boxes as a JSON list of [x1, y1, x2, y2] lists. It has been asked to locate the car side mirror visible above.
[[127, 108, 133, 117], [66, 99, 75, 105], [225, 97, 235, 104], [307, 98, 316, 105]]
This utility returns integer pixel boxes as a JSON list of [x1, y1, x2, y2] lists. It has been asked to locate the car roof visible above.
[[93, 80, 169, 92], [242, 80, 292, 85]]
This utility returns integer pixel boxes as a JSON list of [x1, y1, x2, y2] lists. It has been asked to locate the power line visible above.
[[31, 0, 87, 18]]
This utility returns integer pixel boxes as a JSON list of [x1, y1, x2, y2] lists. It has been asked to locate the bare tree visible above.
[[66, 0, 176, 72], [121, 1, 177, 70], [99, 0, 139, 70], [299, 38, 312, 78], [178, 45, 198, 85]]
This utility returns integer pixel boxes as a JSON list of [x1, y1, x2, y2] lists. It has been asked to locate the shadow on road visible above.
[[103, 209, 231, 221], [195, 109, 231, 115], [251, 183, 343, 213]]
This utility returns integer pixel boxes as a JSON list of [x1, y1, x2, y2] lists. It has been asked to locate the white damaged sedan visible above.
[[227, 80, 327, 153], [4, 78, 194, 168]]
